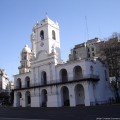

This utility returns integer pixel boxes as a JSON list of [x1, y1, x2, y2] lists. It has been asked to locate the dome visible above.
[[22, 44, 31, 53]]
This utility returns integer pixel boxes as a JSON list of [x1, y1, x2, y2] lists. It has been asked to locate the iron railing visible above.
[[14, 74, 99, 90]]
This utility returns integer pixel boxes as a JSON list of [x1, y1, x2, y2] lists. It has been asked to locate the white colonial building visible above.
[[14, 16, 113, 107]]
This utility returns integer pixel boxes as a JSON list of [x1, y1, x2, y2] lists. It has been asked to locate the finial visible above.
[[45, 12, 49, 20]]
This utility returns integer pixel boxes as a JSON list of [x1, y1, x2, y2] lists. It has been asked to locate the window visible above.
[[52, 30, 56, 40], [41, 71, 47, 85], [91, 47, 94, 51], [25, 76, 30, 88], [90, 66, 94, 74], [40, 30, 44, 40], [60, 69, 68, 82], [73, 66, 83, 80], [17, 78, 22, 89], [92, 53, 95, 56], [22, 52, 27, 60], [74, 51, 76, 54], [88, 48, 90, 52], [88, 53, 90, 57], [104, 70, 107, 81]]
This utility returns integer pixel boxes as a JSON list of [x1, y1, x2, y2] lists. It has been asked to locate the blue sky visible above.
[[0, 0, 119, 80]]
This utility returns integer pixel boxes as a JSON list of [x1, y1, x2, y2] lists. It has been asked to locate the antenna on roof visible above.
[[85, 16, 89, 40], [98, 25, 102, 39]]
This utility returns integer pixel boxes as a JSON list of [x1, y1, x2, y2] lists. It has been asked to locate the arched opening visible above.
[[22, 52, 27, 60], [17, 92, 22, 107], [52, 30, 56, 40], [73, 66, 83, 80], [40, 30, 44, 40], [75, 84, 85, 106], [60, 69, 68, 83], [41, 71, 47, 85], [25, 91, 31, 107], [41, 89, 47, 107], [90, 65, 94, 75], [25, 76, 30, 88], [61, 86, 70, 106], [17, 78, 22, 89]]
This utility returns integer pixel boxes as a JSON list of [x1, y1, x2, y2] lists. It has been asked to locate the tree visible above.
[[10, 90, 14, 105], [100, 35, 120, 102], [0, 92, 10, 105]]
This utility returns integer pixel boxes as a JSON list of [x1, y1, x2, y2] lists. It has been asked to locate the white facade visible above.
[[14, 17, 113, 107], [0, 69, 9, 92]]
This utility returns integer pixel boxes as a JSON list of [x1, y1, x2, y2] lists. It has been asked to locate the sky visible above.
[[0, 0, 120, 80]]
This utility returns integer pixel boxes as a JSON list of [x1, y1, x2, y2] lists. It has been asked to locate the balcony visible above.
[[14, 74, 99, 90]]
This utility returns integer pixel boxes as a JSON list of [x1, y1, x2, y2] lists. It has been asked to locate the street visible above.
[[0, 105, 120, 120]]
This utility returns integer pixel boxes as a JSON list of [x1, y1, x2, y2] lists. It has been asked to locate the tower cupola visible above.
[[18, 45, 32, 74]]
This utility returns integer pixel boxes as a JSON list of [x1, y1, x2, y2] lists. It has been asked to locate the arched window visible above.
[[40, 30, 44, 40], [17, 92, 22, 107], [104, 70, 107, 81], [60, 69, 68, 82], [17, 78, 22, 89], [41, 71, 47, 85], [74, 84, 85, 106], [52, 30, 56, 40], [90, 66, 94, 75], [22, 52, 27, 60], [25, 91, 31, 107], [61, 86, 70, 106], [25, 76, 30, 88], [41, 89, 47, 107], [73, 66, 83, 80]]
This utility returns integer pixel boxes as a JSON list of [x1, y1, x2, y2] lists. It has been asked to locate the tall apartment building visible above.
[[69, 38, 104, 61]]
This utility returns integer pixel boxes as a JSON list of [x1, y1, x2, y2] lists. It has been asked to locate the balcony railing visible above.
[[14, 74, 99, 90]]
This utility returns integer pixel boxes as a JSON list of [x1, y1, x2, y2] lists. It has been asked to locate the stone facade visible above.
[[69, 38, 104, 61]]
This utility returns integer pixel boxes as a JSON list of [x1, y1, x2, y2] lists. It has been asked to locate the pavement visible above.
[[0, 104, 120, 120]]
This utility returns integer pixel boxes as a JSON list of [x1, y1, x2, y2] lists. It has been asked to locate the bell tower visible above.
[[31, 16, 61, 63], [18, 45, 32, 74]]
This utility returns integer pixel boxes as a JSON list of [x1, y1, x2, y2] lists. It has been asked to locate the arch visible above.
[[25, 76, 30, 88], [74, 84, 85, 106], [22, 52, 27, 60], [16, 92, 22, 107], [61, 86, 70, 106], [40, 30, 44, 40], [41, 89, 47, 107], [16, 78, 22, 89], [90, 65, 94, 75], [73, 66, 83, 80], [41, 71, 47, 85], [52, 30, 56, 40], [25, 91, 31, 107], [60, 69, 68, 82]]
